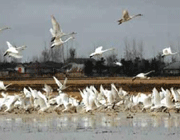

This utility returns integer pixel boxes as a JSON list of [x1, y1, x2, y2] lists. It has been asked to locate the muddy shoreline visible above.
[[2, 77, 180, 99]]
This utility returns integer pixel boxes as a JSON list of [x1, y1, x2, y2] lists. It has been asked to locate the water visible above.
[[0, 113, 180, 140]]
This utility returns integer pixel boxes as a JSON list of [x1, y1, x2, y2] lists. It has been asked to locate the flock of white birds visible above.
[[0, 10, 179, 115], [0, 77, 179, 115], [1, 10, 178, 60]]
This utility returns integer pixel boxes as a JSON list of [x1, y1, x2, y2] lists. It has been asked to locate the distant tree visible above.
[[69, 48, 76, 59], [150, 53, 165, 75], [50, 47, 63, 62], [84, 60, 94, 76], [40, 47, 51, 62], [106, 54, 118, 66], [124, 39, 144, 61], [31, 56, 39, 62]]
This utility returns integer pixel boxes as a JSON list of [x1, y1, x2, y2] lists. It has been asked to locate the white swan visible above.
[[115, 61, 122, 66], [50, 15, 76, 42], [118, 10, 143, 25], [90, 46, 115, 58], [3, 41, 27, 59], [53, 76, 68, 91], [161, 47, 178, 57], [0, 27, 10, 32], [50, 16, 76, 48], [164, 89, 175, 109], [132, 70, 155, 81], [0, 81, 12, 90], [42, 84, 53, 99], [37, 91, 50, 113], [151, 88, 162, 110], [3, 94, 19, 112], [53, 92, 72, 112], [51, 35, 74, 48]]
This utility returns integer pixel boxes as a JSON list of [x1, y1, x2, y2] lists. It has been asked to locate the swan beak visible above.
[[3, 52, 8, 56], [51, 45, 55, 49], [51, 37, 55, 42]]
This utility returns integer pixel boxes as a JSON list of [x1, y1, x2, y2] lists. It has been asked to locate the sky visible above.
[[0, 0, 180, 62]]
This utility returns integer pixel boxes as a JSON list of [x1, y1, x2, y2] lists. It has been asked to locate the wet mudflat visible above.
[[0, 112, 180, 140], [1, 77, 180, 139]]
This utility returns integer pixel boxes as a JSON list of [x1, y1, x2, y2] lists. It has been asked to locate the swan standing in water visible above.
[[132, 70, 155, 81], [118, 10, 142, 25], [90, 46, 115, 58], [3, 41, 27, 59], [161, 47, 178, 57]]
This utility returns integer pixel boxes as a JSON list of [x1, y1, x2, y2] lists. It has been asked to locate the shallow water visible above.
[[0, 113, 180, 140]]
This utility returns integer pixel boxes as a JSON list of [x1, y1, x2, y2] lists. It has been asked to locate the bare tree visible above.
[[138, 41, 144, 59], [124, 39, 144, 61], [124, 38, 131, 60], [31, 55, 39, 62], [50, 47, 64, 62], [39, 47, 51, 62], [69, 48, 76, 59], [106, 54, 118, 66]]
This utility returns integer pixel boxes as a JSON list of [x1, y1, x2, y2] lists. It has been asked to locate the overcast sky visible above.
[[0, 0, 180, 61]]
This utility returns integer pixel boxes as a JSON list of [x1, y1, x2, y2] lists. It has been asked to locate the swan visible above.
[[42, 84, 53, 99], [118, 10, 143, 25], [50, 15, 76, 42], [23, 87, 31, 98], [3, 94, 19, 112], [170, 87, 180, 102], [164, 89, 175, 109], [3, 41, 27, 59], [53, 92, 72, 112], [132, 70, 155, 81], [90, 46, 115, 58], [115, 61, 122, 66], [111, 83, 120, 102], [0, 81, 12, 90], [51, 35, 74, 48], [37, 91, 50, 113], [50, 15, 76, 48], [0, 27, 10, 32], [151, 88, 162, 110], [87, 87, 101, 110], [139, 93, 152, 109], [161, 47, 178, 57], [53, 76, 68, 91]]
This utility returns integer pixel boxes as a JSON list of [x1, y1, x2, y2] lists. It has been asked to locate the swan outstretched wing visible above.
[[16, 45, 27, 51], [0, 27, 10, 32], [95, 46, 103, 53], [6, 41, 14, 48], [53, 76, 63, 89], [51, 15, 61, 32], [123, 10, 130, 20], [63, 77, 67, 87]]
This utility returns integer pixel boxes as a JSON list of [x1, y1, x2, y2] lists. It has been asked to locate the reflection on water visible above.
[[0, 114, 180, 140], [0, 113, 180, 134]]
